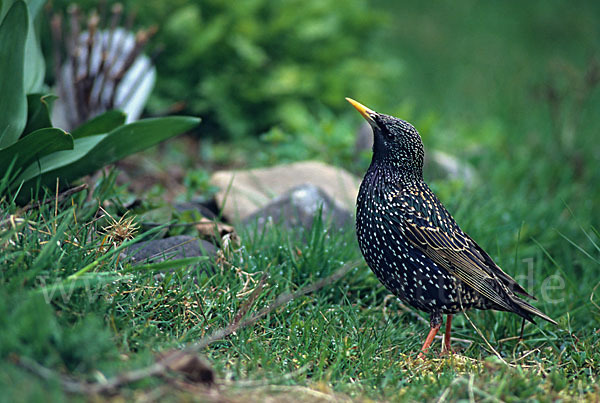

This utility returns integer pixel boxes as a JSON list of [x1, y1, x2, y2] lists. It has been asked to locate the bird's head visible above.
[[346, 98, 424, 178]]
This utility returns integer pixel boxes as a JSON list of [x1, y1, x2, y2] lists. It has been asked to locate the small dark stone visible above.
[[124, 235, 216, 264], [174, 201, 218, 220], [243, 184, 352, 233]]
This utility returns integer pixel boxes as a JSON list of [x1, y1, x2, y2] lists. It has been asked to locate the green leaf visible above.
[[0, 0, 46, 93], [26, 0, 44, 18], [22, 0, 44, 93], [22, 93, 57, 136], [0, 127, 73, 177], [0, 0, 10, 20], [0, 0, 42, 21], [71, 110, 127, 139], [16, 134, 103, 185], [17, 116, 200, 190], [0, 0, 28, 148]]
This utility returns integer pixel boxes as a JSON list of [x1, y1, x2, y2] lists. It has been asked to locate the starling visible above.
[[347, 98, 557, 356]]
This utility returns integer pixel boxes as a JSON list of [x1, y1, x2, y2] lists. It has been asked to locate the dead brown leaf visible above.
[[196, 217, 239, 243]]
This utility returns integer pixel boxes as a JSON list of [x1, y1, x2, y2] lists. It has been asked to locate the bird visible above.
[[346, 97, 557, 357]]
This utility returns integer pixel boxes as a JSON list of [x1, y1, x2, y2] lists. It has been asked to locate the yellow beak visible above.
[[345, 97, 376, 123]]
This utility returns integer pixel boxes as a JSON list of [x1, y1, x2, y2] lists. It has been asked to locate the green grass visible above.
[[0, 172, 598, 400], [2, 0, 600, 401]]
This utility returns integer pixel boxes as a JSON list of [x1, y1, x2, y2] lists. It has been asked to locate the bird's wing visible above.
[[391, 185, 532, 311]]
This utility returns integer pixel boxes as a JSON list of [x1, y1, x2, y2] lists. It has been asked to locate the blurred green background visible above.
[[43, 0, 600, 177]]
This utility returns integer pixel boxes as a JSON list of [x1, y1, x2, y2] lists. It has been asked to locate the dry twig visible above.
[[462, 310, 511, 367], [20, 184, 88, 213]]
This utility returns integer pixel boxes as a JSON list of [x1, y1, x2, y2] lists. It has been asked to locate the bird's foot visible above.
[[417, 350, 428, 360], [417, 323, 441, 359], [441, 345, 453, 356]]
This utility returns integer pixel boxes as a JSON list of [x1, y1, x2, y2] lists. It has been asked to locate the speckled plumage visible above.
[[347, 98, 557, 354]]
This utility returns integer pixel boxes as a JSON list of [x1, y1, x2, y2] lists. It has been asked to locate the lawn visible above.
[[1, 1, 600, 401]]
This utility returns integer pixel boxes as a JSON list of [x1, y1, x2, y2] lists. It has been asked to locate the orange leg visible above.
[[417, 323, 441, 359], [442, 314, 453, 355]]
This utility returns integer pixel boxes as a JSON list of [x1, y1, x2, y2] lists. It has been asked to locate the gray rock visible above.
[[355, 121, 373, 156], [210, 161, 360, 221], [425, 150, 477, 186], [244, 184, 353, 233], [125, 235, 216, 265]]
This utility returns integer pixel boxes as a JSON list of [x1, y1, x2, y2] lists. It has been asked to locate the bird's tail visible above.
[[512, 296, 558, 325]]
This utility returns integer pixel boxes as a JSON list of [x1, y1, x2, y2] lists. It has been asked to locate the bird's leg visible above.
[[418, 325, 440, 358], [418, 312, 442, 358], [442, 314, 453, 355]]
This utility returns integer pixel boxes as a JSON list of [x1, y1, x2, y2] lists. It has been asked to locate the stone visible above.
[[124, 235, 216, 265], [211, 161, 360, 221], [174, 201, 218, 220], [244, 184, 353, 233], [425, 150, 477, 186], [354, 121, 373, 156]]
